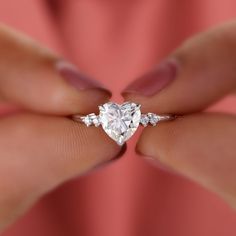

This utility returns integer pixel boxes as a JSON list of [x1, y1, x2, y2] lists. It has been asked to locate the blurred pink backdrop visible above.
[[1, 0, 236, 235]]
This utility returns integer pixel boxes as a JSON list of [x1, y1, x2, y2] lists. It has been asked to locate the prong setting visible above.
[[75, 102, 175, 145]]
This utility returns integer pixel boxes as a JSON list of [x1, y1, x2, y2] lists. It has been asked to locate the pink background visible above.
[[1, 0, 236, 235]]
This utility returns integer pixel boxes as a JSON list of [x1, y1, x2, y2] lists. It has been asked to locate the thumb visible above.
[[122, 21, 236, 114], [122, 20, 236, 207]]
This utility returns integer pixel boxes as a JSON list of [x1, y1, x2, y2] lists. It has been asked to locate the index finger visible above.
[[122, 21, 236, 114]]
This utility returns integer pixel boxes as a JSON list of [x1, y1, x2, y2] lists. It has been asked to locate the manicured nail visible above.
[[56, 60, 111, 95], [122, 58, 178, 96]]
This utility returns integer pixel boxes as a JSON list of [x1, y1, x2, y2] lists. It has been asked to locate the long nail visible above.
[[122, 58, 178, 97], [56, 60, 111, 95]]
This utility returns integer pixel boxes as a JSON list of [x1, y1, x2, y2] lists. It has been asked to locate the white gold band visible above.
[[73, 113, 175, 127], [72, 101, 176, 145]]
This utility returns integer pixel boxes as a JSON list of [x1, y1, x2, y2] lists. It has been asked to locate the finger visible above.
[[0, 24, 111, 115], [0, 113, 124, 230], [122, 21, 236, 114], [136, 113, 236, 207]]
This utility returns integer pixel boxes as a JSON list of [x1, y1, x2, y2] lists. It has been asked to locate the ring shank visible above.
[[157, 114, 176, 121], [72, 113, 177, 127]]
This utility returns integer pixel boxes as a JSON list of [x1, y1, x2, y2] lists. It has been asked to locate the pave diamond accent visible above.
[[89, 114, 101, 127], [148, 113, 160, 126], [81, 113, 101, 127], [76, 102, 175, 145], [140, 114, 149, 127], [81, 115, 93, 127], [99, 102, 141, 145]]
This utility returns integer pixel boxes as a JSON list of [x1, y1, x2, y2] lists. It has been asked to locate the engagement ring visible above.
[[72, 102, 176, 145]]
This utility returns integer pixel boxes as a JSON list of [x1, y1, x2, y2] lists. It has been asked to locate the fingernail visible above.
[[122, 58, 178, 97], [56, 60, 111, 95]]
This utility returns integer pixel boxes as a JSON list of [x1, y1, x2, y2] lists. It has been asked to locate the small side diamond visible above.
[[90, 114, 101, 127], [148, 113, 159, 126], [81, 115, 93, 126], [140, 114, 149, 127], [81, 113, 101, 127]]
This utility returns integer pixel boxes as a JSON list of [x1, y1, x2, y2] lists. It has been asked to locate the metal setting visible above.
[[73, 101, 176, 145]]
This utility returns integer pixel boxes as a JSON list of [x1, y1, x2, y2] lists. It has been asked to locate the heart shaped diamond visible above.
[[99, 102, 141, 145]]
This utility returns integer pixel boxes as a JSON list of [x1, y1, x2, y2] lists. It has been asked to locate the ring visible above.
[[72, 101, 176, 145]]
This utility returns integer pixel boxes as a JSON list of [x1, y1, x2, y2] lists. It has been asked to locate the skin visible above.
[[2, 20, 236, 231], [0, 24, 122, 231], [123, 21, 236, 208]]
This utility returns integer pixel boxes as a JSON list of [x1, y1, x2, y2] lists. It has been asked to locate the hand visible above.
[[0, 24, 124, 231], [122, 21, 236, 208]]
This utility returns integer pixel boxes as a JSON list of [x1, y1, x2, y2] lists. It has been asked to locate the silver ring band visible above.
[[72, 101, 176, 145], [73, 113, 175, 127]]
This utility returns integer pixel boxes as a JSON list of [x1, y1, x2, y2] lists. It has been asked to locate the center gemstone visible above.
[[99, 102, 141, 145]]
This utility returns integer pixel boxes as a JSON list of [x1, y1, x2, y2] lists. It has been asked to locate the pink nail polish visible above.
[[56, 60, 110, 93], [122, 58, 178, 96]]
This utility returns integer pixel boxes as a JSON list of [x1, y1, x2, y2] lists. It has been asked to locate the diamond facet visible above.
[[140, 114, 149, 127], [99, 102, 141, 145], [148, 113, 160, 126], [89, 114, 101, 127], [81, 113, 101, 127], [81, 115, 93, 127]]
